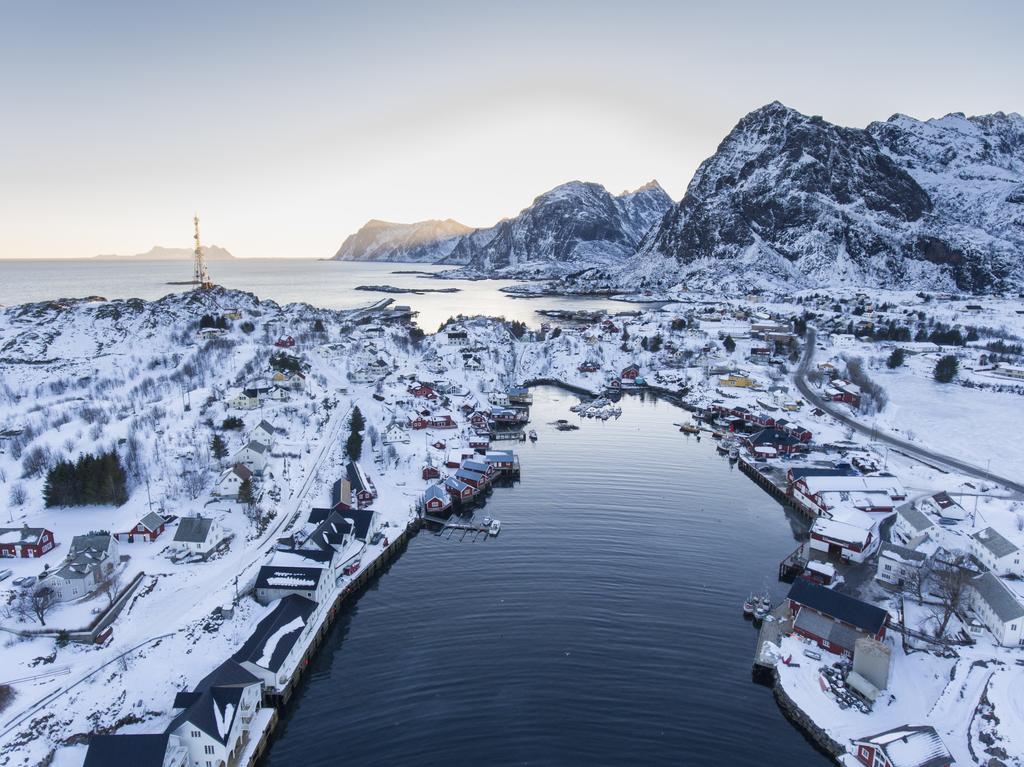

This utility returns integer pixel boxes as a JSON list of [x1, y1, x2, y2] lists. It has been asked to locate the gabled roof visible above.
[[853, 725, 952, 767], [970, 526, 1019, 559], [174, 516, 215, 544], [331, 478, 351, 508], [166, 660, 259, 744], [306, 511, 353, 550], [422, 485, 450, 504], [339, 508, 375, 540], [971, 572, 1024, 623], [84, 734, 173, 767], [232, 595, 316, 672], [787, 579, 888, 635], [879, 542, 927, 564], [443, 477, 471, 493], [241, 440, 269, 454], [137, 512, 166, 532], [254, 565, 323, 592], [0, 526, 51, 546], [254, 419, 276, 434], [346, 462, 368, 493], [897, 504, 935, 534]]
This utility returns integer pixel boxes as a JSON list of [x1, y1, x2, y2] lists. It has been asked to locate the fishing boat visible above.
[[729, 446, 740, 460], [743, 596, 756, 618], [680, 424, 701, 435], [482, 516, 493, 526], [489, 520, 502, 536], [528, 429, 538, 441], [711, 430, 724, 440]]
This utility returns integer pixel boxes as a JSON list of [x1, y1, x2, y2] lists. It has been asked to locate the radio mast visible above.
[[193, 214, 213, 289]]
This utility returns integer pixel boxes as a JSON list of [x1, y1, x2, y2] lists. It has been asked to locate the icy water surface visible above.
[[0, 259, 639, 330], [263, 387, 831, 766]]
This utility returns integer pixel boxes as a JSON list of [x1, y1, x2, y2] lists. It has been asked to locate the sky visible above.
[[1, 1, 1021, 260]]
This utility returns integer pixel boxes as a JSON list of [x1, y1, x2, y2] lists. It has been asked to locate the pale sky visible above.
[[1, 1, 1020, 259]]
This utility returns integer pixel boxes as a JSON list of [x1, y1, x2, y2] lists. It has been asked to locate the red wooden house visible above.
[[786, 579, 888, 656], [470, 412, 489, 429], [422, 465, 441, 480], [431, 440, 447, 450], [0, 526, 56, 558], [607, 377, 622, 390], [427, 413, 457, 429], [443, 477, 475, 502], [621, 364, 640, 380], [409, 416, 428, 430], [118, 512, 167, 543], [851, 726, 952, 767], [422, 485, 451, 514], [274, 335, 296, 348], [407, 383, 438, 399]]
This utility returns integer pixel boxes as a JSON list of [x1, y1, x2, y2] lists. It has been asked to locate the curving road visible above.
[[794, 328, 1024, 495]]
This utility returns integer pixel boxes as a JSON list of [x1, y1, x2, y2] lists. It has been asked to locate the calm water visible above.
[[0, 260, 642, 331], [263, 388, 829, 766]]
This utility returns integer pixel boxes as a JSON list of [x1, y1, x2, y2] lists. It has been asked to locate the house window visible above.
[[205, 745, 215, 755], [192, 730, 201, 738]]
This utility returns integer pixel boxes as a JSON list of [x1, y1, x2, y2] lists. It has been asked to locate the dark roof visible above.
[[787, 579, 888, 635], [306, 511, 353, 550], [166, 660, 259, 744], [346, 462, 367, 493], [174, 516, 214, 543], [748, 427, 801, 447], [254, 565, 323, 592], [341, 508, 375, 540], [971, 572, 1024, 622], [137, 512, 166, 532], [308, 507, 333, 525], [233, 595, 316, 672], [879, 542, 928, 563], [84, 734, 172, 767], [788, 466, 858, 482], [971, 527, 1018, 558]]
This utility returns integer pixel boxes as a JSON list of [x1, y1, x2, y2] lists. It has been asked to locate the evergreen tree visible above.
[[346, 431, 363, 461], [934, 355, 959, 383], [237, 477, 255, 507], [350, 406, 365, 433], [723, 335, 736, 353], [211, 434, 229, 459], [886, 348, 905, 369]]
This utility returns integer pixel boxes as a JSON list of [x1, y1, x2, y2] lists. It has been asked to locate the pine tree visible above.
[[886, 348, 905, 369], [723, 335, 736, 353], [346, 431, 363, 461], [238, 477, 255, 507], [934, 355, 959, 383], [211, 434, 229, 459]]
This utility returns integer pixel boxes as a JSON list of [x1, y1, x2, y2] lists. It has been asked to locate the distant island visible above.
[[94, 245, 235, 261], [355, 284, 461, 295]]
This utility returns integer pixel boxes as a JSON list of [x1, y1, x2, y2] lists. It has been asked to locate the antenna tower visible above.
[[193, 215, 213, 289]]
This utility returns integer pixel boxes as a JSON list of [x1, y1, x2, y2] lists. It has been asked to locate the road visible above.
[[0, 398, 353, 742], [794, 328, 1024, 495]]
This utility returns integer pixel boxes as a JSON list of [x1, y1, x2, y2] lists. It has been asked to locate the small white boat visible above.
[[489, 520, 501, 536], [729, 447, 739, 460], [482, 516, 493, 526], [743, 596, 756, 617], [528, 429, 538, 441]]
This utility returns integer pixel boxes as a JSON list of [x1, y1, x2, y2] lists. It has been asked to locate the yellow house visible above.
[[718, 373, 755, 388]]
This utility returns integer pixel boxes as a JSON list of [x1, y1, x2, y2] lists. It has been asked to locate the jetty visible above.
[[752, 603, 793, 681]]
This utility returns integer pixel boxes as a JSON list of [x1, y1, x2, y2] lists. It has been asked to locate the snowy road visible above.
[[795, 328, 1024, 495]]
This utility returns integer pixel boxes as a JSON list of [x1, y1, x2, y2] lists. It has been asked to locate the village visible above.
[[0, 284, 1023, 766]]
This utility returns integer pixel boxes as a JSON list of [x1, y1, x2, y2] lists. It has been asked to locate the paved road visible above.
[[794, 328, 1024, 495]]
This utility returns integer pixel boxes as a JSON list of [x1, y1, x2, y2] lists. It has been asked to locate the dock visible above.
[[778, 543, 809, 582], [421, 514, 493, 539], [752, 603, 793, 680]]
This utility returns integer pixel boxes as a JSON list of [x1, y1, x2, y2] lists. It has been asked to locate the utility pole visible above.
[[193, 215, 213, 290]]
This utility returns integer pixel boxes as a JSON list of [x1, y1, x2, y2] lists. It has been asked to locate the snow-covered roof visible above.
[[879, 542, 927, 564], [255, 565, 323, 591], [970, 526, 1019, 559], [167, 660, 259, 745], [811, 516, 871, 545], [897, 504, 935, 533], [801, 474, 904, 497], [970, 572, 1024, 623], [0, 526, 50, 546], [233, 595, 315, 672], [174, 517, 215, 544], [854, 725, 952, 767]]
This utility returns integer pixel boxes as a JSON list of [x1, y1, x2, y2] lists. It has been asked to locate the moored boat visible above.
[[489, 520, 501, 536], [528, 429, 538, 441]]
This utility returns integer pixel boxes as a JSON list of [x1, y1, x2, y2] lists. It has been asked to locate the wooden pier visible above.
[[737, 457, 794, 510], [421, 514, 492, 539], [778, 543, 809, 582], [752, 603, 793, 681]]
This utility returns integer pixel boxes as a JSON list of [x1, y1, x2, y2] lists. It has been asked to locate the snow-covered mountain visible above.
[[622, 102, 1024, 292], [443, 180, 673, 278], [332, 218, 473, 263], [331, 181, 674, 277], [95, 245, 235, 261]]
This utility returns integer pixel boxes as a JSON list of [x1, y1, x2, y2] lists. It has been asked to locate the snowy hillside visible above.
[[332, 218, 473, 263], [619, 102, 1024, 293]]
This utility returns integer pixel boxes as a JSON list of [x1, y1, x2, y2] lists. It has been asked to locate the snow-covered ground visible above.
[[0, 285, 1021, 766]]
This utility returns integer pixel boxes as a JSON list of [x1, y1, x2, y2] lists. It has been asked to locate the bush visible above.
[[886, 348, 905, 369], [221, 416, 244, 430], [934, 355, 959, 383], [723, 335, 736, 352]]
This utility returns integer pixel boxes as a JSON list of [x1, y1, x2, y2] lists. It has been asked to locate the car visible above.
[[0, 569, 12, 582], [20, 575, 37, 588], [343, 561, 361, 576], [11, 576, 26, 587]]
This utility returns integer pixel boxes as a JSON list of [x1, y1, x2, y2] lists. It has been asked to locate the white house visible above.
[[487, 391, 510, 408], [232, 594, 319, 695], [970, 527, 1022, 576], [83, 733, 189, 767], [383, 421, 409, 445], [967, 572, 1024, 647], [445, 329, 470, 346], [809, 511, 880, 564], [213, 464, 253, 498], [922, 491, 966, 521], [891, 503, 936, 548], [41, 533, 119, 603], [172, 516, 226, 558], [228, 388, 261, 410], [232, 440, 270, 475], [166, 660, 263, 767], [875, 542, 928, 589], [247, 419, 277, 449], [254, 564, 330, 605]]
